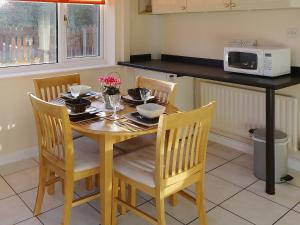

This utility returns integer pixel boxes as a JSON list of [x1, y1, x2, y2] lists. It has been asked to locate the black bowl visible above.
[[65, 98, 91, 114], [128, 88, 149, 100]]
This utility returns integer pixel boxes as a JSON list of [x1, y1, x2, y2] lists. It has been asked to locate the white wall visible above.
[[160, 9, 300, 66]]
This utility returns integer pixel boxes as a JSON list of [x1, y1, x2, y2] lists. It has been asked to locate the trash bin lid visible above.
[[253, 128, 288, 144]]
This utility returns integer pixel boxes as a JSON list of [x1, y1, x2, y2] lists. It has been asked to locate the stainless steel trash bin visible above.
[[252, 128, 288, 183]]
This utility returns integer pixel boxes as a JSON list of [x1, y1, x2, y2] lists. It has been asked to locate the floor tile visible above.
[[247, 180, 300, 208], [0, 158, 38, 176], [0, 195, 33, 225], [137, 190, 153, 202], [209, 163, 257, 188], [4, 167, 39, 193], [152, 195, 215, 224], [221, 190, 289, 225], [189, 206, 253, 225], [115, 202, 183, 225], [16, 217, 43, 225], [39, 204, 100, 225], [205, 153, 227, 172], [74, 179, 99, 197], [293, 202, 300, 213], [19, 183, 66, 213], [231, 154, 253, 170], [274, 210, 300, 225], [207, 143, 243, 161], [204, 174, 242, 204], [0, 177, 14, 200]]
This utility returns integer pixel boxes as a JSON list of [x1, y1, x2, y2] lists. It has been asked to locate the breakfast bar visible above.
[[119, 54, 300, 195]]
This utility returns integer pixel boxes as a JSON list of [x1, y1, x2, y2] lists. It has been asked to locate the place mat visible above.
[[123, 112, 159, 127], [69, 113, 100, 122]]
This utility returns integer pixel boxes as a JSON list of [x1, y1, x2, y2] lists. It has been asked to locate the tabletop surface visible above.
[[70, 100, 179, 136], [118, 57, 300, 90]]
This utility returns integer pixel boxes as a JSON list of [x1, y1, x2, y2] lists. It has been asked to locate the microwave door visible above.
[[228, 52, 258, 70]]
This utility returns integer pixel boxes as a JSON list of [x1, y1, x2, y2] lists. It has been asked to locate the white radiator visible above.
[[196, 82, 299, 152]]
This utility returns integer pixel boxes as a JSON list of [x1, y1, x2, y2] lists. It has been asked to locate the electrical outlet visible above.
[[287, 28, 299, 39]]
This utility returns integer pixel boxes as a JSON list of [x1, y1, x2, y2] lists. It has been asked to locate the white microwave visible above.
[[224, 47, 291, 77]]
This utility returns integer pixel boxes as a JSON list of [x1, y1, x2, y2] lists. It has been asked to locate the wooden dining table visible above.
[[70, 100, 179, 225]]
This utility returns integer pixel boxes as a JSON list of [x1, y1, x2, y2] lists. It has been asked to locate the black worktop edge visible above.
[[127, 54, 300, 73], [118, 54, 300, 90]]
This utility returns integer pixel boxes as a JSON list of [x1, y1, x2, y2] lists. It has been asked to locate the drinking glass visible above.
[[70, 85, 81, 99], [109, 94, 121, 120], [140, 89, 151, 104], [98, 82, 106, 102]]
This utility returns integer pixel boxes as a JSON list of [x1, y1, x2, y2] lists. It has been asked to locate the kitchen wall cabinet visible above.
[[150, 0, 300, 14], [152, 0, 187, 14], [186, 0, 206, 12], [231, 0, 300, 11], [202, 0, 231, 11]]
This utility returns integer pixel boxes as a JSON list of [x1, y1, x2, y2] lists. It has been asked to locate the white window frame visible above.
[[0, 3, 113, 78]]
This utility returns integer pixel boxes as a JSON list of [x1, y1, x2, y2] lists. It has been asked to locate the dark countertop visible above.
[[118, 54, 300, 90]]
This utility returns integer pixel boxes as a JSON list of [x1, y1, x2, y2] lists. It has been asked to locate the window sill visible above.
[[0, 62, 119, 80]]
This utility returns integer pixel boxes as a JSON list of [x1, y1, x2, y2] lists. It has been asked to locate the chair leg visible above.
[[61, 180, 65, 195], [169, 194, 178, 207], [34, 162, 47, 216], [155, 197, 166, 225], [95, 174, 100, 188], [112, 176, 118, 225], [61, 176, 74, 225], [119, 180, 126, 215], [195, 181, 207, 225], [47, 171, 55, 195], [128, 185, 136, 207], [85, 176, 93, 191]]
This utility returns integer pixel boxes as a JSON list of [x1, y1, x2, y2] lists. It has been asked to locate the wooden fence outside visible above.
[[0, 25, 98, 67]]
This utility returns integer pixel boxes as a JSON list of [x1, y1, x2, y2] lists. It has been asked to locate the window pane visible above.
[[66, 4, 100, 58], [0, 2, 57, 68]]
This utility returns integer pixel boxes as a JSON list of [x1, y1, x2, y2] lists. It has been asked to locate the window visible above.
[[0, 2, 57, 68], [66, 4, 101, 58], [0, 1, 103, 70]]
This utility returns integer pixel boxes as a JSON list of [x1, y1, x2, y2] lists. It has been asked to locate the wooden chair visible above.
[[29, 93, 101, 225], [114, 76, 178, 154], [112, 102, 216, 225], [114, 76, 178, 207], [33, 73, 80, 102], [33, 74, 94, 192]]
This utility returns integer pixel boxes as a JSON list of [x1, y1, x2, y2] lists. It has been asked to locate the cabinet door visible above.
[[231, 0, 293, 10], [203, 0, 231, 11], [152, 0, 187, 14], [187, 0, 206, 12]]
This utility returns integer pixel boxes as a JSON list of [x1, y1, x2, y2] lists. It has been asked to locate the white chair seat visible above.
[[73, 136, 123, 172], [114, 145, 156, 188], [73, 137, 99, 172], [114, 134, 156, 153]]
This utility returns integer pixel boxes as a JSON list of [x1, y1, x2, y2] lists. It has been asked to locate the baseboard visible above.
[[209, 132, 254, 155], [0, 146, 38, 166], [209, 132, 300, 172]]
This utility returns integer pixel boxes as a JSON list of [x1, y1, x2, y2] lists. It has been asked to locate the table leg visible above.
[[266, 88, 275, 195], [99, 135, 114, 225]]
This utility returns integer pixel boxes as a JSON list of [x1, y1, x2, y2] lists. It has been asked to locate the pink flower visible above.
[[98, 73, 121, 87]]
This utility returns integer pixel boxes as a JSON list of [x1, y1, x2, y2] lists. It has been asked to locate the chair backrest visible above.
[[29, 93, 74, 171], [155, 101, 216, 187], [136, 76, 177, 105], [33, 73, 80, 101]]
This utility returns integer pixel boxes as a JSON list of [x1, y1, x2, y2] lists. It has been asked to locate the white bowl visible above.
[[70, 85, 92, 95], [136, 103, 166, 119]]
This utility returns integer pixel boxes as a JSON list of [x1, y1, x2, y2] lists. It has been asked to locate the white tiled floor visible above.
[[0, 142, 299, 225]]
